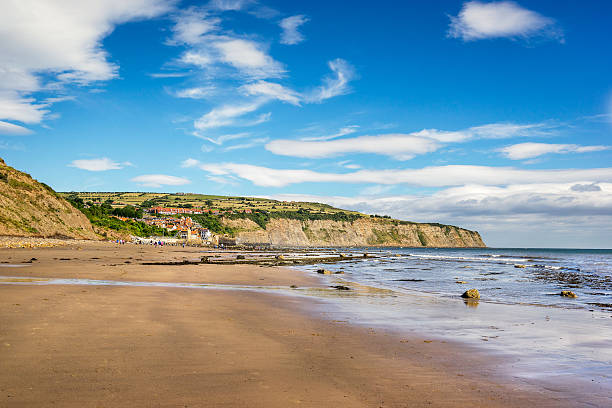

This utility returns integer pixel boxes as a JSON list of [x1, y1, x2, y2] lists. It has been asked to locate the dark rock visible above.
[[560, 290, 577, 298], [331, 285, 351, 291], [236, 255, 245, 260]]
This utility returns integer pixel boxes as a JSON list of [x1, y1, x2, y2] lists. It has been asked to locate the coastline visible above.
[[0, 240, 603, 407]]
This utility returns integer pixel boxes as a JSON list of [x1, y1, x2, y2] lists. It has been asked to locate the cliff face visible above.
[[0, 159, 98, 239], [222, 217, 485, 247]]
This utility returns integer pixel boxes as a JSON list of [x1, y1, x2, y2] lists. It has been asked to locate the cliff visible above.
[[0, 158, 98, 239], [221, 217, 485, 247]]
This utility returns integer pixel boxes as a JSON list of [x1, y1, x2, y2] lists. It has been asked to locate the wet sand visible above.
[[0, 241, 576, 407]]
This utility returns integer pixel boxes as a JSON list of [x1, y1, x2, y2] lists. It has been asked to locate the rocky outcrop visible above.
[[0, 158, 98, 239], [461, 289, 481, 299], [222, 216, 485, 247]]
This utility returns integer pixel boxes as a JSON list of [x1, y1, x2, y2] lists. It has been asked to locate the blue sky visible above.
[[1, 0, 611, 247]]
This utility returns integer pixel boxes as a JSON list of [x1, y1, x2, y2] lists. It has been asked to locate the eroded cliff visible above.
[[222, 217, 485, 247]]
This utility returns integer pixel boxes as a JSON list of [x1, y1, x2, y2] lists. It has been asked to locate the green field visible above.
[[58, 192, 363, 215]]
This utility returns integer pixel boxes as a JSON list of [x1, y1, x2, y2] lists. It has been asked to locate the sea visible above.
[[299, 247, 612, 312], [294, 247, 612, 406]]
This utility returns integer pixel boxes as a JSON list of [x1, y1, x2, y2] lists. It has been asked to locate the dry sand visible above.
[[0, 241, 574, 407]]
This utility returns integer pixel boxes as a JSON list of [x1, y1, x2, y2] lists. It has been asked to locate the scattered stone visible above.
[[290, 285, 298, 289], [394, 279, 425, 282], [461, 289, 480, 299], [560, 290, 577, 298], [317, 269, 334, 275], [363, 253, 370, 258], [275, 255, 285, 260], [236, 255, 245, 260], [514, 264, 527, 269], [331, 285, 351, 291], [455, 281, 468, 284]]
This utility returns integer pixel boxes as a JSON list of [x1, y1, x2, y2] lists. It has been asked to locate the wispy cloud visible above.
[[266, 133, 440, 160], [68, 157, 130, 172], [499, 142, 610, 160], [193, 162, 612, 188], [241, 81, 301, 105], [130, 174, 191, 188], [208, 0, 252, 12], [193, 100, 266, 131], [305, 59, 355, 103], [0, 120, 33, 136], [224, 137, 269, 151], [266, 122, 554, 160], [174, 86, 216, 99], [448, 1, 563, 42], [279, 15, 309, 45], [200, 132, 251, 145], [149, 72, 190, 78], [301, 125, 359, 141]]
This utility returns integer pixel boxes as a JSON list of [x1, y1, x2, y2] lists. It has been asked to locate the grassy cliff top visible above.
[[59, 191, 466, 230]]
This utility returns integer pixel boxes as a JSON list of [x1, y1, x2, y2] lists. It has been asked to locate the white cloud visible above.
[[500, 142, 610, 160], [266, 133, 440, 160], [224, 137, 269, 151], [131, 174, 191, 188], [302, 125, 359, 141], [213, 38, 285, 78], [169, 7, 284, 79], [279, 15, 309, 45], [193, 100, 266, 131], [0, 0, 174, 131], [448, 1, 562, 42], [179, 51, 214, 68], [149, 72, 189, 78], [194, 162, 612, 188], [68, 157, 126, 172], [0, 120, 33, 136], [181, 158, 200, 168], [266, 122, 553, 160], [170, 8, 220, 45], [241, 81, 301, 105], [305, 59, 355, 103], [175, 86, 216, 99], [208, 0, 252, 11], [414, 122, 554, 143], [201, 132, 251, 145]]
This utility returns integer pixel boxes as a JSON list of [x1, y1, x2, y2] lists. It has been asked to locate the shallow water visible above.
[[294, 247, 612, 406], [298, 247, 612, 312]]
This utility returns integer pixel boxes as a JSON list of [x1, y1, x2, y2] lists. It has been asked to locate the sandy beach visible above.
[[0, 241, 579, 407]]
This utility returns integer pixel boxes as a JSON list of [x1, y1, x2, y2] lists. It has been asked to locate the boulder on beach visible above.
[[560, 290, 577, 298], [456, 280, 467, 284], [461, 289, 480, 299], [514, 264, 526, 268], [317, 269, 334, 275], [275, 255, 285, 260], [236, 255, 245, 260]]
